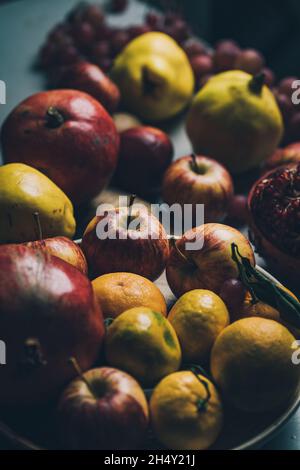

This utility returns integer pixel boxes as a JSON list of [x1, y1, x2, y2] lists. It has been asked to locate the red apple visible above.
[[1, 90, 120, 204], [166, 223, 255, 298], [81, 202, 169, 280], [114, 126, 174, 196], [56, 62, 120, 113], [162, 154, 233, 224], [58, 366, 149, 450], [24, 236, 88, 275], [263, 142, 300, 173], [0, 244, 104, 405]]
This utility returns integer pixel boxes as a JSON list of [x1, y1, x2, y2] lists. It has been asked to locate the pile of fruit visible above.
[[38, 1, 300, 144], [0, 0, 300, 451]]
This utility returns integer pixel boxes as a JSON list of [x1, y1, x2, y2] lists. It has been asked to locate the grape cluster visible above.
[[38, 1, 300, 144]]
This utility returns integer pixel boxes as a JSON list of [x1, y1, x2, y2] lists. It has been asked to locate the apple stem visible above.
[[127, 194, 136, 230], [45, 106, 65, 129], [69, 357, 96, 397], [249, 73, 265, 94], [191, 153, 199, 173], [170, 237, 194, 266], [33, 212, 43, 241]]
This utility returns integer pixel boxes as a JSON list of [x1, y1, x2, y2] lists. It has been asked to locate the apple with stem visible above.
[[21, 212, 88, 274], [166, 223, 255, 298], [162, 154, 233, 224], [58, 359, 149, 450], [81, 195, 169, 280]]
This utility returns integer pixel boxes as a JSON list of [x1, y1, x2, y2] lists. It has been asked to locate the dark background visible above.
[[1, 0, 300, 78]]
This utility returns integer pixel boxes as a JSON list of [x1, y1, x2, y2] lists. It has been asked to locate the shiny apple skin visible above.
[[81, 207, 169, 281], [115, 126, 174, 196], [1, 90, 120, 204], [57, 62, 120, 113], [162, 155, 233, 223], [58, 367, 149, 450], [166, 223, 255, 298], [24, 236, 88, 275], [0, 245, 105, 405]]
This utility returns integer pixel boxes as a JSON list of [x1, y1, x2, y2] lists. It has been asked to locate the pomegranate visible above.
[[248, 163, 300, 280]]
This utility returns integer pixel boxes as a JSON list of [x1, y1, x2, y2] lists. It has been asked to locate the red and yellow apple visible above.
[[24, 236, 88, 275], [81, 204, 169, 281], [166, 223, 255, 298], [162, 154, 233, 223], [58, 366, 149, 450]]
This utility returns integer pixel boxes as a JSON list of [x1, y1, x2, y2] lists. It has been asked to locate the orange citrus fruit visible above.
[[168, 289, 229, 363], [105, 307, 181, 386], [211, 317, 300, 412], [92, 272, 167, 319], [150, 371, 223, 450]]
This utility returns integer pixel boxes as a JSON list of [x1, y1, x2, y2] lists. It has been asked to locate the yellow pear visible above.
[[0, 163, 76, 243], [186, 71, 284, 173], [111, 32, 195, 122]]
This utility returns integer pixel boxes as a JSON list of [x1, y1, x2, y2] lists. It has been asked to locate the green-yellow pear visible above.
[[0, 163, 76, 243], [186, 71, 284, 173], [111, 32, 195, 122]]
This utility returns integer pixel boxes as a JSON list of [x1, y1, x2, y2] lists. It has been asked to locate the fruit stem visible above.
[[191, 153, 199, 173], [127, 194, 136, 230], [33, 212, 43, 241], [69, 357, 96, 398], [190, 366, 211, 412], [170, 237, 195, 267], [231, 243, 300, 328], [249, 73, 265, 94], [45, 106, 65, 129]]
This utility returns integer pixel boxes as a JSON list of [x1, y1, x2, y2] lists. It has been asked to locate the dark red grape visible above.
[[111, 30, 130, 55], [96, 57, 112, 72], [288, 113, 300, 141], [275, 93, 295, 123], [213, 41, 240, 72], [183, 39, 206, 58], [81, 4, 105, 27], [127, 24, 151, 39], [164, 11, 182, 26], [145, 11, 162, 28], [262, 67, 275, 87], [72, 21, 96, 48], [57, 44, 80, 65], [90, 41, 111, 63], [95, 23, 115, 41], [190, 54, 213, 81], [278, 77, 298, 98], [226, 194, 248, 226], [219, 279, 246, 319], [169, 19, 190, 43], [235, 48, 265, 75]]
